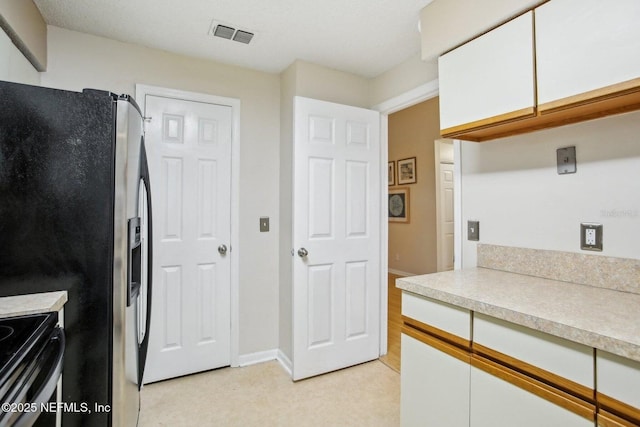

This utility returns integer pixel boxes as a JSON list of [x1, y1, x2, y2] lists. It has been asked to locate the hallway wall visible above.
[[388, 97, 440, 275]]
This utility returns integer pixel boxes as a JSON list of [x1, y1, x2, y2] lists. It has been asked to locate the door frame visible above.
[[134, 84, 241, 367], [434, 139, 454, 272], [372, 78, 440, 356]]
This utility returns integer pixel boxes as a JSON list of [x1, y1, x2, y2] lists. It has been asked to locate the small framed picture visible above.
[[388, 187, 409, 223], [388, 161, 396, 186], [397, 157, 417, 185]]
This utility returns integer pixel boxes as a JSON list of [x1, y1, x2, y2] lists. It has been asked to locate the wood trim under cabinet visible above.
[[539, 77, 640, 115], [441, 79, 640, 142], [440, 107, 536, 140], [598, 410, 640, 427], [402, 315, 471, 350], [472, 342, 595, 403], [597, 393, 640, 426], [471, 355, 596, 421], [401, 325, 471, 364]]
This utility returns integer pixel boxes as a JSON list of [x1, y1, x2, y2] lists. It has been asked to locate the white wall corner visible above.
[[238, 349, 279, 367], [276, 350, 293, 377]]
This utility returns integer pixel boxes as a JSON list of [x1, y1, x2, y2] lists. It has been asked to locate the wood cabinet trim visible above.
[[471, 355, 596, 421], [443, 89, 640, 142], [402, 315, 471, 350], [472, 342, 594, 402], [441, 107, 536, 140], [597, 393, 640, 425], [402, 325, 471, 364], [539, 78, 640, 114], [598, 410, 640, 427]]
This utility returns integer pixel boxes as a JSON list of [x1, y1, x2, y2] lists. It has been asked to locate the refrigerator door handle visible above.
[[137, 141, 153, 388], [127, 216, 142, 307]]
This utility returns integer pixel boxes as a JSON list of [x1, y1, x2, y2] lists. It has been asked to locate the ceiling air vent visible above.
[[213, 25, 235, 40], [233, 30, 254, 44], [210, 21, 255, 45]]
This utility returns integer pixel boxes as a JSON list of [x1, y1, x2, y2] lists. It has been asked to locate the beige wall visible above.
[[0, 0, 46, 70], [293, 60, 370, 108], [278, 63, 296, 361], [41, 26, 281, 356], [0, 25, 39, 84], [388, 97, 441, 275], [369, 53, 438, 108]]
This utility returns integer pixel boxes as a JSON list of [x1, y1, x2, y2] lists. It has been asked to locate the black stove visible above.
[[0, 313, 58, 393]]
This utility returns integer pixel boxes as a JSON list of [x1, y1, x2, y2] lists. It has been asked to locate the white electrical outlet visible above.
[[585, 228, 596, 245], [581, 223, 602, 251]]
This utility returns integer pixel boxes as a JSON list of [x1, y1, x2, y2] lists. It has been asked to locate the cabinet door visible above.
[[536, 0, 640, 111], [596, 351, 640, 424], [401, 333, 470, 427], [438, 11, 535, 136], [470, 357, 595, 427]]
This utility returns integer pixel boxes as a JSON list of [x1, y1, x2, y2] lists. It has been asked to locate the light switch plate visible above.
[[557, 146, 577, 175], [580, 223, 602, 251], [467, 220, 480, 241], [260, 217, 269, 232]]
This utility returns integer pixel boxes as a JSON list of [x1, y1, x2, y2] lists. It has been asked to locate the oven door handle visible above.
[[13, 327, 65, 427]]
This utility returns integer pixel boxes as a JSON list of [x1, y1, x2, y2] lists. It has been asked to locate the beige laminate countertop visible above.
[[397, 268, 640, 363], [0, 291, 68, 319]]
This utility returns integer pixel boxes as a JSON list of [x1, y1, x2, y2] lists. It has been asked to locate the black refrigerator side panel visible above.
[[0, 81, 114, 427]]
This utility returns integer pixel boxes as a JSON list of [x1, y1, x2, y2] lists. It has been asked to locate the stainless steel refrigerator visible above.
[[0, 80, 152, 426]]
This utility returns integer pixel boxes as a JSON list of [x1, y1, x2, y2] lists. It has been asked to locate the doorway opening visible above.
[[377, 83, 455, 373]]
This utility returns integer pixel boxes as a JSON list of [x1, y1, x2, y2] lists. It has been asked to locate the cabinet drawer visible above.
[[402, 291, 471, 344], [596, 350, 640, 424], [473, 313, 594, 397]]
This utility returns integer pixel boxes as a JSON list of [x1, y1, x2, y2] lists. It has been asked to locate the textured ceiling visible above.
[[34, 0, 432, 78]]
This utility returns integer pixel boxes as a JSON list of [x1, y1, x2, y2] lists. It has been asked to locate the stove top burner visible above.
[[0, 325, 14, 342], [0, 313, 58, 385]]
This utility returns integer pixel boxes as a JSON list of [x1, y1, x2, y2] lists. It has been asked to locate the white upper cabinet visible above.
[[439, 11, 535, 135], [536, 0, 640, 111]]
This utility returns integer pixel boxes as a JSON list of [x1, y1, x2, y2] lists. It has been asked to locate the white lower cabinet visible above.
[[596, 350, 640, 425], [401, 333, 470, 427], [470, 359, 595, 427]]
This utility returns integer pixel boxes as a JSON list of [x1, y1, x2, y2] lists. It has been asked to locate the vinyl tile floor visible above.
[[139, 360, 400, 427]]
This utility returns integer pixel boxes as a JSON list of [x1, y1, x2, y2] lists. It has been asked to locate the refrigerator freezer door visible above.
[[136, 146, 153, 388], [113, 97, 151, 427]]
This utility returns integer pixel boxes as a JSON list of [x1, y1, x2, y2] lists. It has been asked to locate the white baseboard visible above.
[[276, 350, 292, 376], [388, 268, 416, 277], [237, 349, 278, 367]]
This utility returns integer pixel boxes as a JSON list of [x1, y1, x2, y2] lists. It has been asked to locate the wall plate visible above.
[[468, 220, 480, 241], [260, 217, 269, 232], [557, 146, 577, 174], [580, 223, 602, 251]]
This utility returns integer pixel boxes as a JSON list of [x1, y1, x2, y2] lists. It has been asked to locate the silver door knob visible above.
[[297, 248, 308, 258], [218, 244, 228, 255]]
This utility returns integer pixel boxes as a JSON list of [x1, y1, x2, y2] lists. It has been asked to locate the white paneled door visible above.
[[292, 97, 381, 381], [438, 163, 455, 271], [143, 94, 232, 383]]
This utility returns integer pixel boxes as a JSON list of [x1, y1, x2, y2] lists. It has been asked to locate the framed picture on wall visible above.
[[388, 161, 396, 186], [397, 157, 417, 185], [388, 187, 409, 223]]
